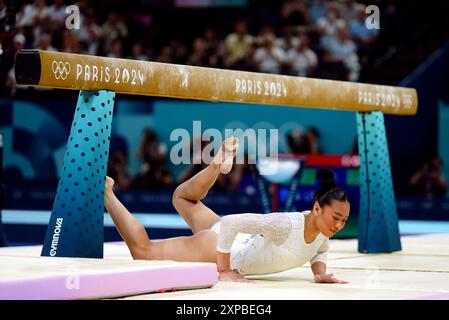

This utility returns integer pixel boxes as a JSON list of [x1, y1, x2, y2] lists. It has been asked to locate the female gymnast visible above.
[[104, 137, 349, 283]]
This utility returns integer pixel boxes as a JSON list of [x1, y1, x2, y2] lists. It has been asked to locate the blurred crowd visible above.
[[108, 125, 330, 193], [108, 128, 257, 193], [0, 0, 384, 96], [108, 126, 448, 199], [409, 157, 448, 198]]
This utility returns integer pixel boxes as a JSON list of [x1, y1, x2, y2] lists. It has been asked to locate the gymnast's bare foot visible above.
[[212, 137, 239, 175]]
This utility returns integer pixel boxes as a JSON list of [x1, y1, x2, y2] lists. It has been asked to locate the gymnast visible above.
[[104, 137, 349, 284]]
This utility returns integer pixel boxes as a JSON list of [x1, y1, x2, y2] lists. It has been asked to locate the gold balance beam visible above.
[[15, 50, 417, 115]]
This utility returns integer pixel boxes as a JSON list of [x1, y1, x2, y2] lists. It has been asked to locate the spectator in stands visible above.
[[133, 128, 173, 190], [254, 32, 286, 74], [45, 0, 66, 31], [36, 32, 56, 51], [239, 42, 259, 72], [76, 10, 102, 55], [409, 158, 448, 198], [224, 20, 254, 70], [156, 46, 173, 63], [16, 0, 48, 48], [107, 150, 132, 191], [348, 4, 380, 45], [128, 42, 149, 61], [187, 37, 209, 67], [255, 24, 276, 46], [281, 0, 309, 28], [342, 0, 361, 21], [10, 33, 25, 55], [202, 28, 224, 68], [348, 4, 379, 59], [286, 34, 318, 76], [276, 25, 300, 52], [170, 39, 189, 64], [101, 11, 128, 53], [287, 126, 321, 154], [132, 158, 174, 190], [322, 25, 360, 81], [16, 0, 47, 29], [107, 38, 124, 58], [62, 29, 82, 53], [136, 128, 162, 168], [308, 0, 328, 24], [315, 2, 346, 49]]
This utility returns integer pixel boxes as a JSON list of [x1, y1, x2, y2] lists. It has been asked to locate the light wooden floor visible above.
[[1, 234, 448, 300]]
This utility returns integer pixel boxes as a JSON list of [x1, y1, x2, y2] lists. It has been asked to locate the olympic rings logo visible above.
[[52, 61, 71, 80], [402, 93, 413, 109]]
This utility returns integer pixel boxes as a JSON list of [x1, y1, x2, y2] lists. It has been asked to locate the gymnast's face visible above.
[[313, 200, 350, 238]]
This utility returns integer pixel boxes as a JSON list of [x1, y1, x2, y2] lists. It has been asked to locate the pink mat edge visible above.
[[0, 262, 218, 300]]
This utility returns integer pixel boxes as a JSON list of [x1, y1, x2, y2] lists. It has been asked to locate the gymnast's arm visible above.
[[311, 261, 348, 284], [216, 213, 291, 282], [310, 239, 348, 284]]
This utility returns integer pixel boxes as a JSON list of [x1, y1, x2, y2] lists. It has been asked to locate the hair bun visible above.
[[311, 169, 348, 209], [316, 168, 336, 191]]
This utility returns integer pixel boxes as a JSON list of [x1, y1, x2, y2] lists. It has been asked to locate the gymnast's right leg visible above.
[[172, 136, 239, 233], [104, 176, 218, 262]]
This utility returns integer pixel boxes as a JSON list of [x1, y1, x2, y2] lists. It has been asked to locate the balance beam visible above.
[[15, 49, 417, 115]]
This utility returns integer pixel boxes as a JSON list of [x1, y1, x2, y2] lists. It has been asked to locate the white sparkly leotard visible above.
[[211, 211, 329, 276]]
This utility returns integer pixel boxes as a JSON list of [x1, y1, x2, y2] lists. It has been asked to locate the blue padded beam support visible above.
[[41, 90, 115, 258], [356, 111, 401, 253]]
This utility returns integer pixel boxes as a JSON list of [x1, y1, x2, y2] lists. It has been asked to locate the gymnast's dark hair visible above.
[[312, 169, 349, 208]]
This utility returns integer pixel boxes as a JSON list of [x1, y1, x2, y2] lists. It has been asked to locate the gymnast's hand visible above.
[[314, 273, 349, 284], [219, 270, 254, 283]]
